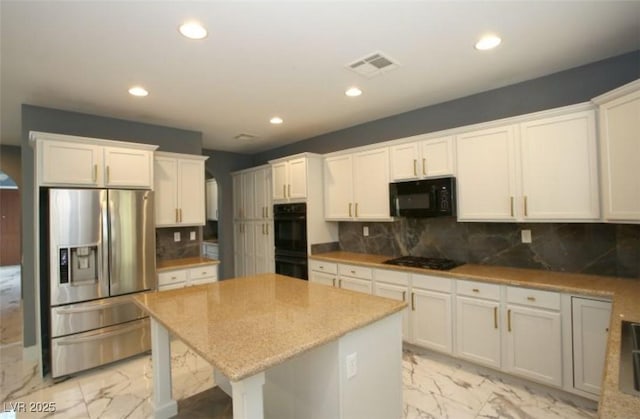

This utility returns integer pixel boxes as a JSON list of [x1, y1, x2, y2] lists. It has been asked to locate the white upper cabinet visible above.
[[456, 105, 599, 222], [154, 152, 208, 227], [519, 110, 599, 220], [457, 125, 518, 220], [592, 80, 640, 222], [271, 155, 308, 202], [390, 135, 454, 181], [324, 147, 390, 221], [32, 132, 157, 188], [233, 166, 272, 221]]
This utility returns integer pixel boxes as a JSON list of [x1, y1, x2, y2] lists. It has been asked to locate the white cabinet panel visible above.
[[103, 147, 153, 188], [375, 281, 409, 340], [456, 125, 517, 220], [596, 84, 640, 221], [271, 156, 308, 202], [505, 304, 562, 387], [154, 157, 179, 226], [420, 136, 454, 178], [206, 179, 218, 221], [178, 158, 206, 225], [40, 140, 102, 186], [158, 265, 218, 291], [309, 270, 336, 287], [456, 296, 501, 368], [411, 288, 452, 354], [324, 154, 354, 219], [572, 297, 611, 395], [339, 276, 372, 294], [390, 142, 420, 181], [288, 158, 307, 199], [520, 111, 599, 220]]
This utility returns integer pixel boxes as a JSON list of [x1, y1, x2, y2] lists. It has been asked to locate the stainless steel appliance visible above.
[[383, 256, 462, 271], [620, 321, 640, 397], [44, 189, 155, 378], [389, 177, 456, 218], [274, 203, 308, 280]]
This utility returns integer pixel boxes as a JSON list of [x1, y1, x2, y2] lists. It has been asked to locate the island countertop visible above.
[[309, 251, 640, 418], [133, 273, 406, 382]]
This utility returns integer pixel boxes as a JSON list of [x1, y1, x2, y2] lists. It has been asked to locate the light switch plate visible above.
[[521, 229, 532, 244], [363, 226, 369, 237], [346, 352, 357, 379], [174, 232, 181, 242], [190, 231, 196, 240]]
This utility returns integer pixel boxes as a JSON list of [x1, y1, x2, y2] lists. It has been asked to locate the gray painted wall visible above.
[[202, 149, 255, 279], [21, 105, 203, 347], [0, 145, 22, 188], [252, 50, 640, 164]]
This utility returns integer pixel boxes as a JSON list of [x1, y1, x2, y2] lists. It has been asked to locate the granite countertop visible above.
[[309, 251, 640, 418], [156, 256, 220, 272], [134, 273, 406, 382]]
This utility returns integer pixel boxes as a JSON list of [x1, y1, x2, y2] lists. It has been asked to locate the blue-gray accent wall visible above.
[[252, 50, 640, 164]]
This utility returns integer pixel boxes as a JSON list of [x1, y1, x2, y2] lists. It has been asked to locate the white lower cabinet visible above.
[[411, 274, 453, 354], [158, 264, 218, 291], [337, 263, 373, 294], [456, 296, 501, 369], [373, 269, 410, 340], [308, 260, 338, 287], [571, 297, 612, 396], [505, 287, 562, 387]]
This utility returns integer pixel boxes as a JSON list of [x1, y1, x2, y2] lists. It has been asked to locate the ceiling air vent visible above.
[[234, 133, 257, 141], [347, 51, 400, 78]]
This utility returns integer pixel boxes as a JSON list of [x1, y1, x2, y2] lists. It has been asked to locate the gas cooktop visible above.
[[382, 256, 462, 271]]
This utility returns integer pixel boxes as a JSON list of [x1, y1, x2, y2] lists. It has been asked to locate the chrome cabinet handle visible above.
[[411, 292, 416, 311], [283, 184, 286, 198], [179, 208, 183, 223], [106, 165, 110, 183], [349, 203, 352, 217], [413, 159, 417, 176], [472, 288, 479, 293], [93, 164, 98, 182], [422, 157, 427, 175], [338, 279, 342, 288], [175, 208, 179, 223], [507, 309, 512, 332], [355, 203, 359, 218], [494, 307, 498, 329], [526, 296, 536, 302], [288, 184, 291, 197], [332, 278, 336, 287], [510, 197, 515, 217], [402, 291, 406, 302], [524, 196, 528, 217]]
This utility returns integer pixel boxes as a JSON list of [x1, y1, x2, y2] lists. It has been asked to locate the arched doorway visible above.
[[0, 169, 22, 345]]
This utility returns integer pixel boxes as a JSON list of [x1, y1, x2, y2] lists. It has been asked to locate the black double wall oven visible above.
[[274, 203, 308, 280]]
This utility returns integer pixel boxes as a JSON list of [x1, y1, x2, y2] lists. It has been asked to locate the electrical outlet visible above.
[[346, 352, 358, 379], [521, 229, 532, 244], [174, 232, 181, 242], [190, 231, 196, 240], [363, 226, 369, 237]]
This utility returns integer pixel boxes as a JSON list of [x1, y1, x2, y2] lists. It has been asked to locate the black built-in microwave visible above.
[[389, 177, 456, 218]]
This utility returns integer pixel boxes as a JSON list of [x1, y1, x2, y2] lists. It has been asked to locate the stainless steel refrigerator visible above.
[[45, 188, 155, 378]]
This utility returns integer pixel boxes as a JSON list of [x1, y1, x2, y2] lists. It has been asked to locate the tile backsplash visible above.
[[339, 218, 640, 279], [156, 227, 202, 261]]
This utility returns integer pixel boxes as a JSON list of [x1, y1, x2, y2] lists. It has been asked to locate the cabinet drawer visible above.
[[507, 286, 560, 310], [374, 269, 410, 286], [189, 265, 218, 280], [457, 280, 500, 300], [338, 263, 373, 280], [190, 277, 217, 286], [158, 270, 187, 287], [412, 273, 452, 293], [309, 260, 338, 274]]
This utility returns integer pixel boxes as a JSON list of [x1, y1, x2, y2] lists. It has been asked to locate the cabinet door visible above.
[[505, 305, 562, 387], [254, 168, 270, 219], [254, 221, 274, 274], [375, 282, 410, 340], [455, 296, 501, 369], [390, 142, 420, 181], [103, 147, 153, 188], [456, 125, 517, 220], [412, 288, 452, 354], [234, 222, 252, 277], [288, 158, 307, 200], [520, 111, 599, 220], [339, 276, 372, 294], [241, 171, 257, 219], [178, 159, 205, 225], [353, 148, 390, 219], [572, 297, 611, 395], [324, 155, 354, 219], [309, 271, 336, 287], [40, 140, 101, 186], [420, 136, 454, 177], [232, 174, 243, 220], [599, 89, 640, 221], [154, 157, 179, 226], [272, 162, 288, 201], [206, 180, 218, 221]]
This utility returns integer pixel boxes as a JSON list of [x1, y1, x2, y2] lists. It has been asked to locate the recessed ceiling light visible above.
[[345, 87, 362, 97], [179, 21, 207, 40], [128, 86, 149, 97], [475, 35, 502, 51], [270, 117, 283, 125]]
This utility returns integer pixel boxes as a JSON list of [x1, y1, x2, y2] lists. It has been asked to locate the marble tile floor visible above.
[[0, 265, 22, 345], [0, 338, 599, 419]]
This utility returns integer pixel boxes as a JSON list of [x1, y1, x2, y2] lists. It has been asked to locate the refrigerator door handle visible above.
[[100, 190, 110, 298]]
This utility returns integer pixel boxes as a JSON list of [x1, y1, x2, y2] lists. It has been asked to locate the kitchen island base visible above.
[[151, 312, 403, 419]]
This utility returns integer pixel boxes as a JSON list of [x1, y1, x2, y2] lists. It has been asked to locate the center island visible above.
[[133, 273, 407, 419]]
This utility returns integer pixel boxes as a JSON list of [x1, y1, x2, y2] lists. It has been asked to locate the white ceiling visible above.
[[1, 1, 639, 153]]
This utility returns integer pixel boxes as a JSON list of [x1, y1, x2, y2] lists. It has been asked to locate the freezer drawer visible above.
[[50, 294, 147, 338], [51, 318, 150, 378]]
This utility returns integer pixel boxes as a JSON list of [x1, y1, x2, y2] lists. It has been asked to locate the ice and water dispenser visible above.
[[58, 245, 98, 285]]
